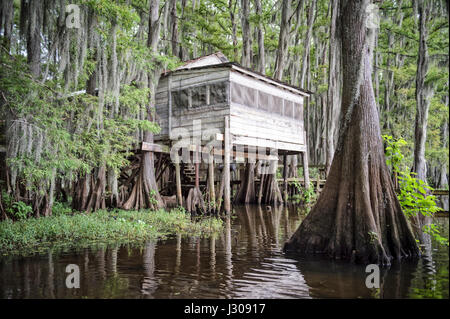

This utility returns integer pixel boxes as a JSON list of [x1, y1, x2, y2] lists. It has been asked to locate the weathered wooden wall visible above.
[[155, 67, 230, 141], [229, 70, 306, 152]]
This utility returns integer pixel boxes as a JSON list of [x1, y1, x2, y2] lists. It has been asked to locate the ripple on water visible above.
[[230, 257, 311, 299]]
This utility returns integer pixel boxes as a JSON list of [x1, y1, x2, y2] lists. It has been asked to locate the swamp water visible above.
[[0, 205, 448, 299]]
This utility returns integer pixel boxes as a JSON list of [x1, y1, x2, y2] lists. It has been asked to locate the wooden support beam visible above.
[[302, 147, 310, 189], [195, 145, 200, 189], [185, 144, 277, 161], [142, 140, 278, 162], [208, 149, 216, 205], [224, 116, 231, 214], [432, 189, 449, 196], [141, 142, 170, 153], [283, 155, 288, 203], [174, 152, 183, 207], [274, 177, 326, 184]]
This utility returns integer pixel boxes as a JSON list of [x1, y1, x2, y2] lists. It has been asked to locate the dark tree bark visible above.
[[273, 0, 291, 80], [299, 0, 316, 88], [240, 0, 251, 67], [284, 0, 420, 265], [179, 0, 190, 60], [26, 0, 42, 78], [234, 162, 256, 204], [325, 0, 341, 175], [0, 190, 6, 220], [169, 0, 179, 57], [229, 0, 238, 61], [254, 0, 265, 74], [1, 0, 14, 52]]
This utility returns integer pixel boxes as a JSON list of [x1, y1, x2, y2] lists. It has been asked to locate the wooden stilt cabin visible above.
[[144, 53, 311, 212]]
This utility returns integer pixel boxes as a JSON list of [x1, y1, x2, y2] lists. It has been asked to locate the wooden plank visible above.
[[184, 144, 278, 161], [230, 104, 305, 144], [231, 65, 310, 97], [167, 66, 230, 78], [233, 135, 306, 153], [230, 70, 306, 102], [141, 142, 170, 153], [432, 189, 449, 196], [230, 118, 304, 145], [169, 70, 230, 91], [171, 108, 230, 123], [230, 102, 303, 129], [274, 178, 326, 184]]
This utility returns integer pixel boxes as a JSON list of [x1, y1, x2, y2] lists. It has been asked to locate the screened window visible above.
[[191, 86, 207, 108], [172, 90, 189, 109], [271, 96, 283, 116], [284, 100, 294, 118], [231, 82, 257, 107], [258, 91, 270, 112], [171, 81, 228, 110], [210, 82, 228, 105], [294, 103, 303, 121]]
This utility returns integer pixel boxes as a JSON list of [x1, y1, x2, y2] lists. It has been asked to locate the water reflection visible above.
[[0, 205, 448, 299]]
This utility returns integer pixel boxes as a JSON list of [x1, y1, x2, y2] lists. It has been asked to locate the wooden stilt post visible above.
[[283, 155, 288, 203], [195, 145, 200, 189], [208, 148, 215, 207], [302, 149, 310, 190], [174, 151, 182, 207], [224, 116, 231, 214], [258, 162, 264, 204]]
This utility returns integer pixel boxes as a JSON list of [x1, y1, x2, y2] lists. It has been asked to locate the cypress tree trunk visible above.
[[411, 0, 433, 243], [325, 0, 341, 175], [229, 0, 238, 61], [1, 0, 14, 52], [273, 0, 291, 80], [299, 0, 316, 89], [26, 0, 42, 78], [254, 0, 265, 74], [412, 0, 431, 183], [169, 0, 179, 57], [240, 0, 251, 67], [284, 0, 420, 265], [0, 191, 6, 220], [122, 0, 164, 211], [234, 162, 256, 204]]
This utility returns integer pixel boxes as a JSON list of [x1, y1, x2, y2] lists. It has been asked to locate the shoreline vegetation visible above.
[[0, 208, 223, 257]]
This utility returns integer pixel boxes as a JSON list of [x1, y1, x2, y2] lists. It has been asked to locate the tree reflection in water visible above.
[[0, 206, 447, 299]]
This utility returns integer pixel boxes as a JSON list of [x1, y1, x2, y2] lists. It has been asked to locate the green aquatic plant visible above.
[[291, 181, 317, 205], [383, 135, 448, 246], [0, 208, 223, 256]]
